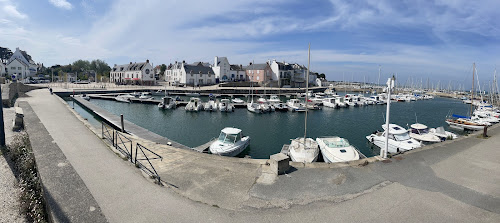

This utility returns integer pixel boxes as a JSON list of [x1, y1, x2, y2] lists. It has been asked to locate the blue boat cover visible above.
[[452, 114, 471, 119]]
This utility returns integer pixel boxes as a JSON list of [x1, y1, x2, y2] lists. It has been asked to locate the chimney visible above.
[[214, 56, 218, 66]]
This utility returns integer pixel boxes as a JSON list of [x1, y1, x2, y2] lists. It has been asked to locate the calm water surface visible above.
[[71, 95, 470, 159]]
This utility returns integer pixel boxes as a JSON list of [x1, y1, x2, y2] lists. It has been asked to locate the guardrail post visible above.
[[130, 141, 133, 162], [101, 122, 104, 139], [134, 143, 138, 165], [120, 114, 125, 132], [112, 130, 115, 147]]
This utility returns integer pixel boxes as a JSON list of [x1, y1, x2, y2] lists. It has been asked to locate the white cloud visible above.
[[49, 0, 73, 10], [2, 4, 27, 19]]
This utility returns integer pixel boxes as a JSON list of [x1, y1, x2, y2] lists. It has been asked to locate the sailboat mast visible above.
[[471, 63, 475, 117], [304, 43, 310, 145]]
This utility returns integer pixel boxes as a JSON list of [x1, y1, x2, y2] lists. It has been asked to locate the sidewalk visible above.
[[19, 89, 500, 222]]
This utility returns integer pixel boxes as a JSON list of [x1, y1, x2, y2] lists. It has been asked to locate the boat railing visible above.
[[135, 143, 163, 185]]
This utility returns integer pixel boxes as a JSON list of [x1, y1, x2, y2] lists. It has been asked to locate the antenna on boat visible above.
[[471, 63, 475, 118], [303, 43, 310, 146]]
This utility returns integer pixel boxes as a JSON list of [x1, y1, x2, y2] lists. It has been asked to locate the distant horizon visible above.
[[1, 0, 499, 90]]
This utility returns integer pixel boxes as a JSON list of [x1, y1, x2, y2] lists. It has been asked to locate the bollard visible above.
[[483, 126, 488, 138], [120, 114, 125, 132]]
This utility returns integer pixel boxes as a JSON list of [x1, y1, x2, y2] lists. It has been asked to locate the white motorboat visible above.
[[286, 99, 306, 112], [322, 97, 338, 108], [231, 97, 245, 105], [429, 126, 458, 141], [344, 94, 357, 107], [366, 124, 422, 154], [268, 95, 281, 103], [81, 94, 90, 101], [247, 100, 262, 113], [288, 138, 319, 163], [218, 99, 234, 112], [139, 92, 153, 100], [257, 98, 273, 112], [273, 102, 288, 112], [408, 123, 442, 143], [316, 137, 361, 163], [310, 94, 325, 105], [209, 127, 250, 157], [185, 97, 203, 111], [204, 99, 217, 111], [115, 94, 135, 103], [158, 97, 176, 110], [334, 95, 347, 108]]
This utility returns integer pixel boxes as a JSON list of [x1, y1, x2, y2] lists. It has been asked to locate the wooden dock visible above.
[[73, 97, 191, 150], [191, 138, 217, 153]]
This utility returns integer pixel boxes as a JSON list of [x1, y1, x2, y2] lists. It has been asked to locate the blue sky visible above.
[[1, 0, 499, 89]]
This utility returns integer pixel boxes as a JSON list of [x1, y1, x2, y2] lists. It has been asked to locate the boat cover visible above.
[[452, 114, 471, 119]]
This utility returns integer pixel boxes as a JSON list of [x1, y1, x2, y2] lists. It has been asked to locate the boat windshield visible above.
[[394, 133, 411, 141], [323, 139, 349, 148], [411, 128, 429, 134], [218, 132, 237, 144]]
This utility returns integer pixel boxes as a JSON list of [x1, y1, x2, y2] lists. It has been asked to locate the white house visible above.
[[110, 60, 156, 85], [7, 58, 30, 81], [165, 61, 215, 86], [229, 64, 246, 82], [6, 47, 37, 81], [212, 56, 231, 82]]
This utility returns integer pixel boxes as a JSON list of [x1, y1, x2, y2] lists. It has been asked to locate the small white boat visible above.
[[316, 137, 361, 163], [115, 94, 134, 103], [268, 95, 281, 103], [408, 123, 442, 143], [288, 138, 319, 163], [209, 127, 250, 157], [366, 124, 422, 154], [286, 99, 306, 112], [185, 97, 203, 111], [218, 99, 234, 112], [247, 100, 262, 113], [158, 97, 176, 110], [322, 97, 338, 108], [273, 102, 288, 112], [231, 98, 245, 105], [139, 92, 153, 100], [81, 94, 90, 101], [204, 99, 217, 111], [429, 126, 458, 141]]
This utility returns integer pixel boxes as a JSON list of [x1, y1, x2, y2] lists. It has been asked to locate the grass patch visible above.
[[6, 132, 48, 223]]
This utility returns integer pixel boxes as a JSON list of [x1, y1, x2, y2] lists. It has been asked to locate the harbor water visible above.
[[70, 95, 470, 159]]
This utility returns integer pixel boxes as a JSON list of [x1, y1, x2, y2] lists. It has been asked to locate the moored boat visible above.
[[316, 137, 361, 163], [209, 127, 250, 157]]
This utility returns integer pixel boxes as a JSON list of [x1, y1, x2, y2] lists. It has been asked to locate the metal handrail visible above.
[[135, 143, 163, 184], [101, 122, 115, 146], [115, 131, 133, 162]]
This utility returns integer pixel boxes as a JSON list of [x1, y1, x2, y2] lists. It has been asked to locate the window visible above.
[[11, 67, 15, 70], [257, 70, 260, 74], [18, 67, 22, 70]]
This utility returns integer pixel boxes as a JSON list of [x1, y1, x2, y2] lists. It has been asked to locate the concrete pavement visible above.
[[17, 89, 500, 222]]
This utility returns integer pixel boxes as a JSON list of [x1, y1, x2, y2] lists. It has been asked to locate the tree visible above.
[[72, 59, 91, 72], [90, 59, 111, 77], [318, 73, 326, 79], [0, 47, 12, 62], [160, 64, 167, 75]]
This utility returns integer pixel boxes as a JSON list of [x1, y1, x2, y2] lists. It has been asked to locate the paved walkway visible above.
[[18, 89, 500, 222]]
